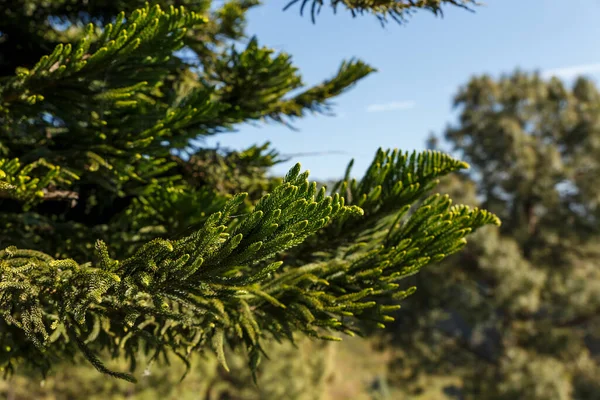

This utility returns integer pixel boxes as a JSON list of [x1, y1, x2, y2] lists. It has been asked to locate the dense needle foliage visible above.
[[0, 0, 497, 385]]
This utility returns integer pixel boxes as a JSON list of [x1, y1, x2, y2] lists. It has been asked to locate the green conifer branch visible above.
[[267, 59, 376, 123], [0, 152, 498, 382], [0, 157, 79, 209], [210, 39, 376, 127], [1, 4, 206, 107], [284, 0, 480, 24], [0, 4, 377, 206], [289, 148, 487, 262]]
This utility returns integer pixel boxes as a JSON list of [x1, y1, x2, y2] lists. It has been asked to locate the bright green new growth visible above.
[[0, 158, 79, 208], [0, 2, 498, 385]]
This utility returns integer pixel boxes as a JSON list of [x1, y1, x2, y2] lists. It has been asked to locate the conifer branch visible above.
[[267, 59, 375, 123], [210, 39, 376, 126], [284, 0, 480, 24], [289, 148, 499, 262], [0, 4, 377, 201], [0, 157, 79, 208], [0, 153, 499, 382], [0, 4, 207, 107]]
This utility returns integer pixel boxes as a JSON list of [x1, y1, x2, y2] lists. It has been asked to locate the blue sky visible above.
[[205, 0, 600, 181]]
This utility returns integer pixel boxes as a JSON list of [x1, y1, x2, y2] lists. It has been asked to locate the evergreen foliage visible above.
[[284, 0, 479, 24], [0, 0, 496, 387]]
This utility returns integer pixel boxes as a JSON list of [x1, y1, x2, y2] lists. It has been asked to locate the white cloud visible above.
[[366, 100, 416, 113], [542, 63, 600, 80]]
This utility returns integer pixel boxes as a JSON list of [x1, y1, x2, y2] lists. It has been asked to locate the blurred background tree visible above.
[[388, 71, 600, 399]]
